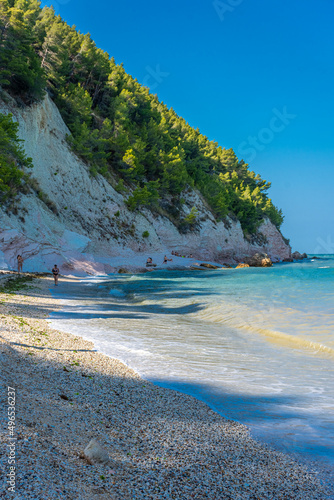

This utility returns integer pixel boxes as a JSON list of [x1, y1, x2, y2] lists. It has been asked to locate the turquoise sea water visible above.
[[50, 255, 334, 474]]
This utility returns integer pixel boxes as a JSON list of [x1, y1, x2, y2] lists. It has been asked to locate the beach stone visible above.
[[245, 252, 272, 267], [236, 263, 250, 268], [200, 263, 219, 269], [84, 439, 109, 464]]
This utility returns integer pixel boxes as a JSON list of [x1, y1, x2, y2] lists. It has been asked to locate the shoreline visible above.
[[0, 250, 313, 278], [0, 274, 331, 499]]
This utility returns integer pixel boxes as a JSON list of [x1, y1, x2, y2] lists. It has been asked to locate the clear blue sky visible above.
[[42, 0, 334, 252]]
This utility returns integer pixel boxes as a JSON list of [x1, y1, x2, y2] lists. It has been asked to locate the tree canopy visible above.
[[0, 0, 284, 233]]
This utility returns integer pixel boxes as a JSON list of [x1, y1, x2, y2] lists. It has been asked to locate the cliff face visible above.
[[0, 95, 291, 274]]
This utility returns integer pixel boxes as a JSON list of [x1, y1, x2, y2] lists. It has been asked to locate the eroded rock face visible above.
[[245, 253, 273, 267], [0, 94, 291, 274]]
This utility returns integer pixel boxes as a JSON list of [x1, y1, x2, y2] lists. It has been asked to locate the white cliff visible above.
[[0, 94, 291, 274]]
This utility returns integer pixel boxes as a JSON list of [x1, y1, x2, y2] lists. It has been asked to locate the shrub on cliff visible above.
[[0, 113, 32, 201]]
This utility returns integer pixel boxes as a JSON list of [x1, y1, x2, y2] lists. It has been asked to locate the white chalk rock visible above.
[[84, 439, 109, 464]]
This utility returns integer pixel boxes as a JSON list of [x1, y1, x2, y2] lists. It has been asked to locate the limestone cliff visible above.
[[0, 94, 291, 274]]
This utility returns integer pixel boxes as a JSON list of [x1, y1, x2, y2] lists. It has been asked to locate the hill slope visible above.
[[0, 0, 291, 272], [0, 92, 290, 274]]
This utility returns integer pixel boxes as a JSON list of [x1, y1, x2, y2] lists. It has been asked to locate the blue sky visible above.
[[42, 0, 334, 252]]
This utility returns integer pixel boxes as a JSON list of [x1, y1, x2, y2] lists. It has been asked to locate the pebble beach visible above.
[[0, 273, 331, 499]]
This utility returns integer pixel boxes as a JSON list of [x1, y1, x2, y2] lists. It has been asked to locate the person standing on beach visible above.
[[17, 255, 23, 273], [52, 264, 59, 286]]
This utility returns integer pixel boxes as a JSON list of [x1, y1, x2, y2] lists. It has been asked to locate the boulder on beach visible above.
[[236, 263, 250, 268], [84, 439, 109, 464], [245, 252, 272, 267]]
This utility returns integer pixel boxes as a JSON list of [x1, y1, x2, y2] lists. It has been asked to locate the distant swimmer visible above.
[[52, 264, 60, 286], [17, 255, 23, 273]]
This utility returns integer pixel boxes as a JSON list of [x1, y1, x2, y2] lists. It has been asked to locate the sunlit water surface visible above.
[[49, 255, 334, 476]]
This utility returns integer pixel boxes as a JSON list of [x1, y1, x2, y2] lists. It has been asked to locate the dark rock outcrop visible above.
[[291, 252, 308, 260], [245, 253, 272, 267]]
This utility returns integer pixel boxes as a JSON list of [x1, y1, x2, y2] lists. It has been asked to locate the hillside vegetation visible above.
[[0, 112, 32, 202], [0, 0, 284, 233]]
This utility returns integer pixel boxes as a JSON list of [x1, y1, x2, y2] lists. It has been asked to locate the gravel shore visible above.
[[0, 274, 331, 499]]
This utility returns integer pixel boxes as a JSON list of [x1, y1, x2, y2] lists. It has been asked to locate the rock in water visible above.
[[245, 252, 272, 267], [118, 268, 128, 274], [236, 263, 250, 268], [291, 251, 308, 260], [84, 439, 109, 464], [199, 263, 220, 269]]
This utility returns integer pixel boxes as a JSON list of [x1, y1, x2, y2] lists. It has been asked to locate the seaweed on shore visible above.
[[0, 274, 40, 294]]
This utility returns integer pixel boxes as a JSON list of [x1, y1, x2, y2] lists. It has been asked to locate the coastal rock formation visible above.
[[245, 253, 273, 267], [236, 263, 250, 268], [0, 94, 291, 274], [291, 252, 308, 260]]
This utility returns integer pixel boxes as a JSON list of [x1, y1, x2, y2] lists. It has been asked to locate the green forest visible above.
[[0, 0, 284, 233]]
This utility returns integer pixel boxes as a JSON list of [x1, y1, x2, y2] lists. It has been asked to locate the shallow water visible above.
[[49, 255, 334, 474]]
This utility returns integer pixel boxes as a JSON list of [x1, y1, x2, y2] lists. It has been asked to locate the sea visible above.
[[49, 255, 334, 479]]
